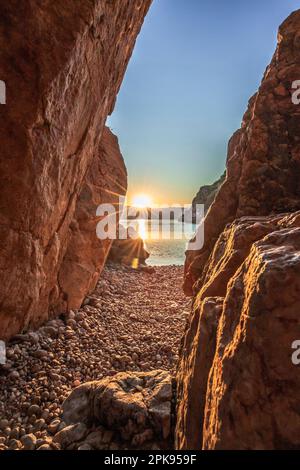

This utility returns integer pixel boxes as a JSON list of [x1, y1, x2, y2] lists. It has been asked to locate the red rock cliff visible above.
[[0, 0, 152, 340], [177, 10, 300, 450]]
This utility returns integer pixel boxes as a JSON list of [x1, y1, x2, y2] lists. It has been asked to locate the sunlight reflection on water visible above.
[[127, 219, 197, 266]]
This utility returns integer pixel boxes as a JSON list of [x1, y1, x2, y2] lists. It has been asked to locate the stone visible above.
[[78, 443, 93, 451], [37, 444, 52, 451], [28, 405, 41, 417], [8, 439, 22, 450], [53, 423, 88, 449], [132, 429, 154, 447], [0, 419, 9, 431], [63, 370, 172, 446], [21, 433, 37, 451], [108, 226, 149, 267], [82, 430, 106, 450], [33, 350, 48, 360], [41, 327, 58, 339], [8, 371, 20, 381]]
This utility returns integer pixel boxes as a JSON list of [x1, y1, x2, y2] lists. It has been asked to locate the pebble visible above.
[[48, 419, 61, 435], [21, 433, 37, 450], [8, 371, 20, 381], [9, 439, 22, 450], [28, 405, 41, 417]]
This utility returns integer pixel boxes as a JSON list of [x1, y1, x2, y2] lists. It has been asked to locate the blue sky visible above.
[[108, 0, 299, 205]]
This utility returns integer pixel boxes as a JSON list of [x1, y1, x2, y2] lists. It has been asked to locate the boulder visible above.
[[53, 423, 88, 449], [62, 370, 173, 448], [108, 226, 150, 267], [177, 212, 300, 449]]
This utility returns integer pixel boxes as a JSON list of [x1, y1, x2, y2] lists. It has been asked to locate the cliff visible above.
[[0, 0, 152, 340], [183, 173, 225, 223], [177, 10, 300, 449], [193, 173, 225, 213]]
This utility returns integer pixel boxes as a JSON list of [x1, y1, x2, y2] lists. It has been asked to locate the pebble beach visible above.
[[0, 264, 190, 450]]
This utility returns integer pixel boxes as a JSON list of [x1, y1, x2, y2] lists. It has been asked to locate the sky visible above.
[[108, 0, 299, 206]]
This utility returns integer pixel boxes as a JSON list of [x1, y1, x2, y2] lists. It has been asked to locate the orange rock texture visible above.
[[57, 127, 127, 313], [178, 10, 300, 450], [0, 0, 152, 339]]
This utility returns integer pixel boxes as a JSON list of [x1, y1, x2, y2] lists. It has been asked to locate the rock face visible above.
[[0, 0, 152, 340], [177, 10, 300, 450], [203, 218, 300, 450], [61, 370, 173, 449], [58, 127, 127, 312]]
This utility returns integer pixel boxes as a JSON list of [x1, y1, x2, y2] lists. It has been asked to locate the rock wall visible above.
[[0, 0, 152, 340], [177, 10, 300, 450]]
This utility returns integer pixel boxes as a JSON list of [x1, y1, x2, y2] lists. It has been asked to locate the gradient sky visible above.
[[108, 0, 299, 205]]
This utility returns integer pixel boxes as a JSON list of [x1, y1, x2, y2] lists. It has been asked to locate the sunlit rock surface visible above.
[[0, 0, 152, 339], [57, 127, 127, 312], [60, 370, 173, 450]]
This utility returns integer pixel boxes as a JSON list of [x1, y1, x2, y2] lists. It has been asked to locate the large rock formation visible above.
[[177, 10, 300, 450], [0, 0, 152, 340]]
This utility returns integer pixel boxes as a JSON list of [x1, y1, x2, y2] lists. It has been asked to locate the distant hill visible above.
[[183, 172, 226, 223], [126, 207, 185, 220]]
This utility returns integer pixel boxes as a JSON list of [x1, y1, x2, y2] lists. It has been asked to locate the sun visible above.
[[131, 193, 153, 208]]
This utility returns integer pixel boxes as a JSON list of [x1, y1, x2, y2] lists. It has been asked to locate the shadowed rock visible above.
[[62, 370, 173, 449], [0, 0, 152, 339]]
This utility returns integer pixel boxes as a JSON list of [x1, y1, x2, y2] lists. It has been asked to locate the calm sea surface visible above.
[[125, 220, 197, 266]]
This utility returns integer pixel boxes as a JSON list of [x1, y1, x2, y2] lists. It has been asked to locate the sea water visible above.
[[133, 220, 197, 266]]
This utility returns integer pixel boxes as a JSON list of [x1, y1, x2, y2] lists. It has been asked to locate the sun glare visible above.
[[132, 194, 153, 208]]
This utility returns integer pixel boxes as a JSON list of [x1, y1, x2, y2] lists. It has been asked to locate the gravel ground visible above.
[[0, 263, 190, 450]]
